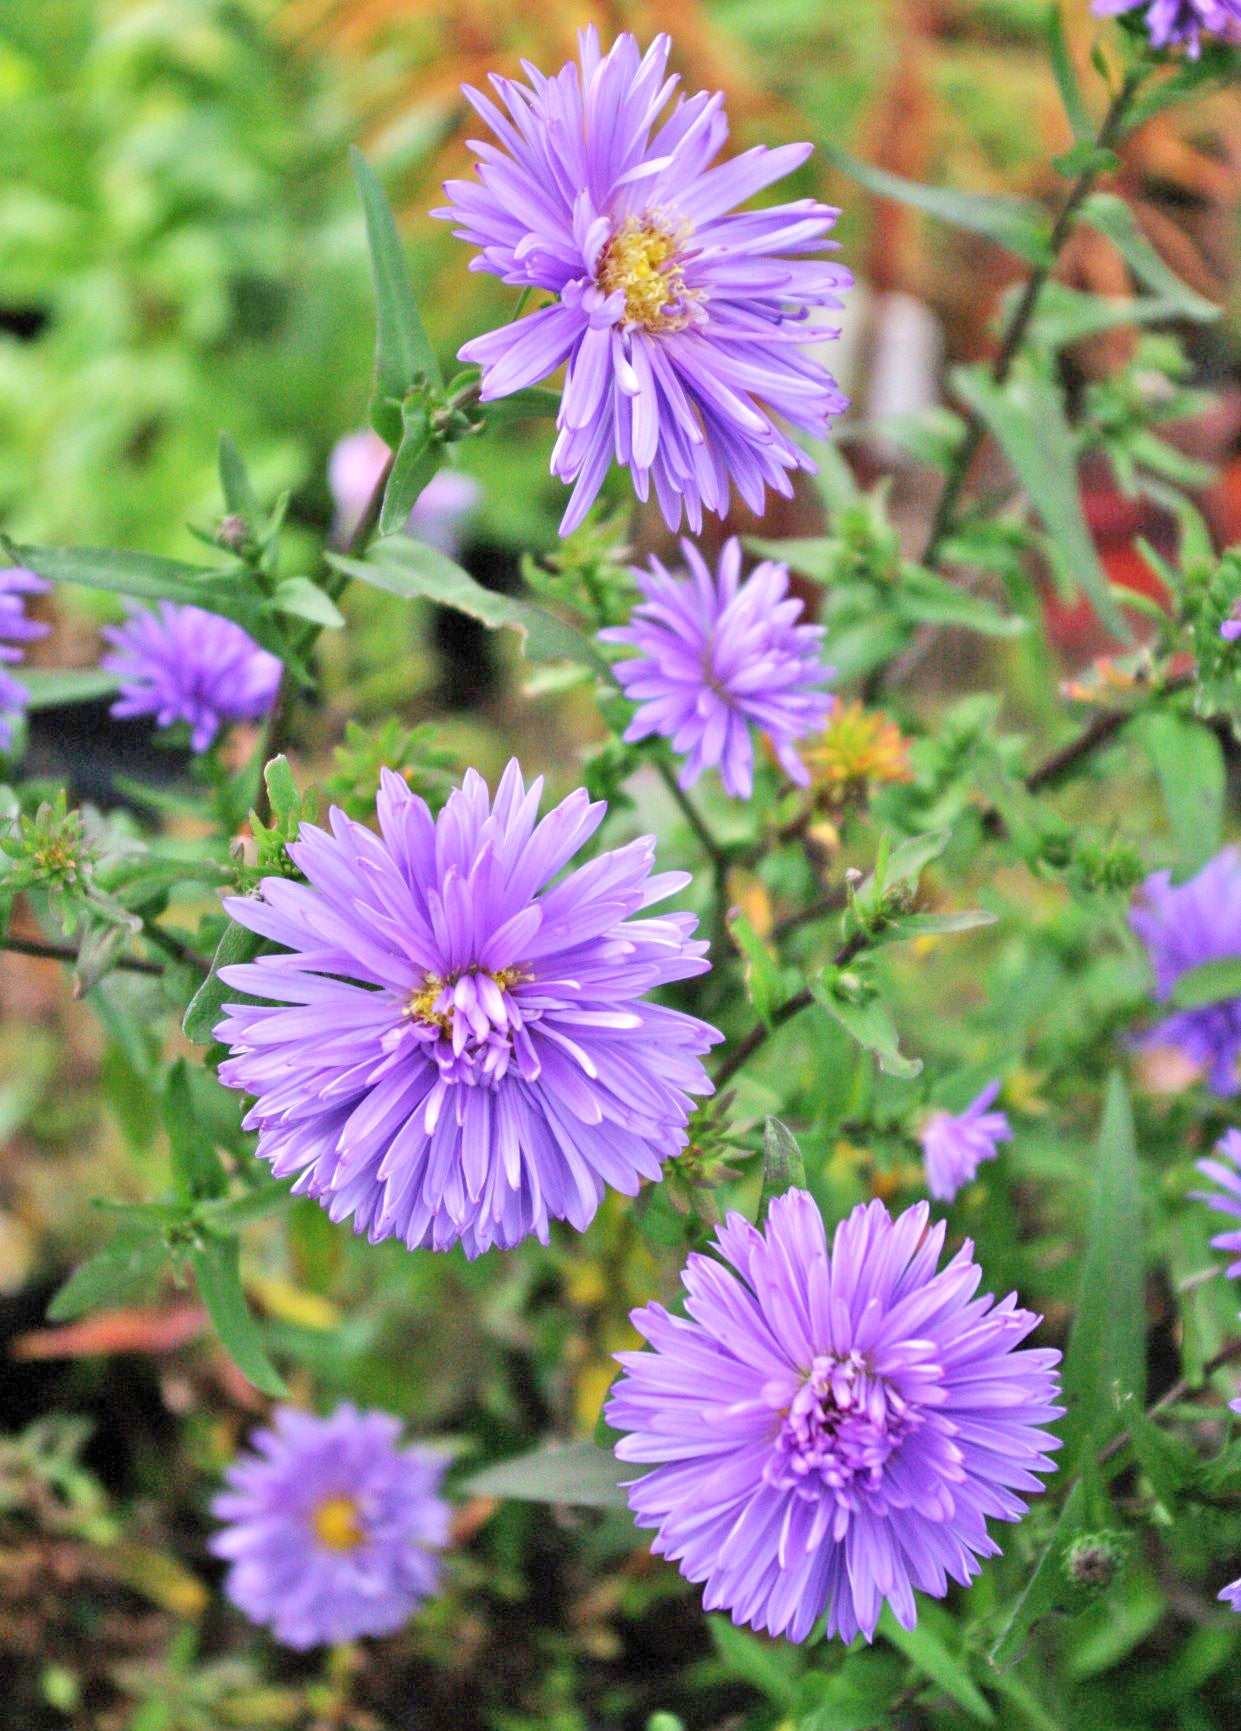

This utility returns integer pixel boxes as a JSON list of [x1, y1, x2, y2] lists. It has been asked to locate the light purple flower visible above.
[[1219, 1575, 1241, 1612], [210, 1403, 449, 1649], [606, 1190, 1063, 1643], [436, 28, 850, 536], [1092, 0, 1241, 55], [1193, 1128, 1241, 1277], [920, 1082, 1012, 1204], [599, 538, 832, 799], [329, 429, 481, 554], [101, 602, 282, 753], [0, 567, 50, 751], [1221, 614, 1241, 643], [1130, 850, 1241, 1095], [216, 760, 720, 1258]]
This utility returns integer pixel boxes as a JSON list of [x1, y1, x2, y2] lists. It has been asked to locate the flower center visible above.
[[399, 964, 532, 1086], [311, 1494, 365, 1552], [764, 1353, 917, 1509], [597, 216, 699, 332]]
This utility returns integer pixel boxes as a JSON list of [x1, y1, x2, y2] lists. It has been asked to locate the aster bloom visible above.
[[1193, 1129, 1241, 1277], [0, 567, 50, 751], [215, 760, 720, 1258], [210, 1403, 449, 1649], [436, 29, 850, 536], [1219, 1576, 1241, 1612], [606, 1190, 1063, 1643], [1130, 850, 1241, 1095], [101, 602, 282, 753], [920, 1082, 1012, 1204], [1221, 609, 1241, 643], [599, 538, 833, 799], [1092, 0, 1241, 55], [329, 429, 481, 554]]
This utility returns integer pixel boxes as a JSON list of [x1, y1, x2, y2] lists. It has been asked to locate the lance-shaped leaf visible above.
[[272, 576, 345, 629], [378, 401, 443, 536], [351, 147, 442, 445], [165, 1060, 227, 1204], [217, 433, 261, 522], [460, 1439, 629, 1511], [951, 367, 1128, 640], [10, 544, 284, 655], [1080, 193, 1219, 323], [880, 1606, 995, 1724], [1060, 1072, 1145, 1461], [821, 145, 1052, 266], [16, 669, 120, 709], [1170, 957, 1241, 1011], [726, 908, 781, 1030], [329, 538, 605, 672], [988, 1478, 1087, 1671], [48, 1223, 169, 1323], [188, 1235, 287, 1397], [811, 970, 922, 1080], [1140, 711, 1224, 870], [757, 1118, 806, 1225], [183, 917, 264, 1045], [1047, 5, 1093, 142]]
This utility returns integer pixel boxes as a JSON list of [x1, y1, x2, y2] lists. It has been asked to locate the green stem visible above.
[[714, 927, 869, 1090], [1, 934, 163, 976]]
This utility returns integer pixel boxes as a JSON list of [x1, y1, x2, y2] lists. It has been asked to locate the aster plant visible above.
[[599, 538, 833, 799], [10, 11, 1241, 1728], [211, 1403, 449, 1648], [215, 760, 719, 1256], [436, 28, 850, 534], [606, 1191, 1063, 1642], [1093, 0, 1241, 55]]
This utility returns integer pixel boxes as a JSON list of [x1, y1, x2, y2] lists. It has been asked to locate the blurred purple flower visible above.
[[1092, 0, 1241, 55], [920, 1081, 1012, 1204], [436, 28, 850, 536], [210, 1403, 449, 1649], [606, 1190, 1062, 1643], [1219, 1576, 1241, 1612], [1130, 850, 1241, 1094], [1221, 614, 1241, 643], [216, 760, 720, 1257], [0, 567, 50, 751], [1193, 1128, 1241, 1277], [328, 429, 481, 554], [599, 538, 832, 799], [101, 602, 282, 753]]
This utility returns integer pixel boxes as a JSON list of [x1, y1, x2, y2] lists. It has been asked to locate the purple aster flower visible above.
[[0, 567, 50, 752], [329, 429, 481, 554], [101, 602, 282, 753], [1219, 1575, 1241, 1612], [436, 29, 850, 536], [1193, 1128, 1241, 1277], [919, 1081, 1012, 1204], [599, 538, 833, 799], [1130, 850, 1241, 1095], [1092, 0, 1241, 55], [1221, 613, 1241, 643], [215, 760, 720, 1258], [210, 1403, 449, 1649], [606, 1190, 1063, 1643]]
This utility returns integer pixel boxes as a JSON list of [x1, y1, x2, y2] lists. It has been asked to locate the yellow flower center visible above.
[[597, 217, 698, 332], [404, 965, 529, 1031], [311, 1494, 365, 1552]]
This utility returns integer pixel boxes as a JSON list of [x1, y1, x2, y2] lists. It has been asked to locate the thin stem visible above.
[[714, 928, 869, 1090], [653, 757, 729, 890], [1098, 1335, 1241, 1468], [919, 68, 1145, 572], [1, 935, 164, 977]]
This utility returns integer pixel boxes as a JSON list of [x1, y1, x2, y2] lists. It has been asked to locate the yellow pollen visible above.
[[311, 1494, 365, 1552], [597, 218, 698, 332], [404, 965, 529, 1031]]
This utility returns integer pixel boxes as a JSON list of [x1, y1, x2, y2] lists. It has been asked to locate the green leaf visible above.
[[1079, 193, 1220, 322], [1170, 956, 1241, 1010], [821, 144, 1051, 266], [217, 434, 260, 521], [1123, 1395, 1201, 1508], [869, 828, 951, 903], [1026, 283, 1201, 350], [48, 1224, 168, 1322], [726, 908, 780, 1030], [757, 1118, 806, 1225], [351, 147, 442, 445], [881, 1607, 995, 1723], [708, 1617, 800, 1712], [1047, 6, 1094, 142], [379, 402, 441, 536], [900, 568, 1026, 637], [15, 669, 120, 709], [272, 577, 345, 629], [329, 538, 605, 673], [11, 544, 282, 655], [1140, 711, 1225, 869], [951, 367, 1128, 640], [1061, 1073, 1145, 1461], [989, 1479, 1087, 1671], [459, 1440, 628, 1511], [476, 385, 563, 426], [811, 972, 922, 1080], [188, 1236, 287, 1397], [197, 1184, 292, 1232], [1051, 143, 1119, 179], [164, 1060, 227, 1204], [182, 918, 263, 1045], [870, 909, 997, 948], [262, 755, 299, 826]]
